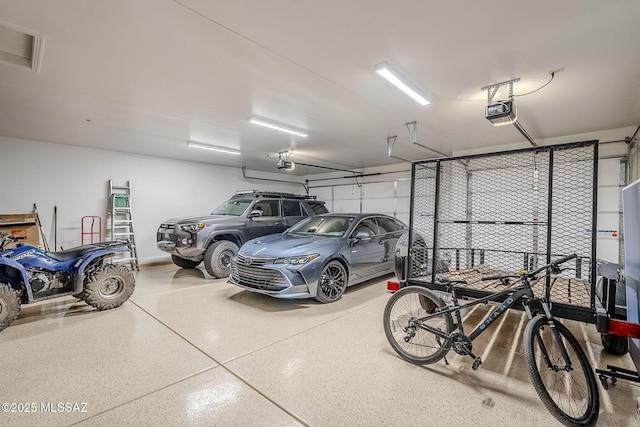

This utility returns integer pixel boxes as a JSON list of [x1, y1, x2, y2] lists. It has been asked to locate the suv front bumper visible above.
[[157, 238, 203, 258], [157, 240, 177, 252]]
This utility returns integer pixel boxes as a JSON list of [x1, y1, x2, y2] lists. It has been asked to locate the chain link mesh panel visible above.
[[407, 141, 597, 313]]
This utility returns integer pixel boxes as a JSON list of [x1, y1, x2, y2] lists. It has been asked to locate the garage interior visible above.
[[1, 1, 640, 426]]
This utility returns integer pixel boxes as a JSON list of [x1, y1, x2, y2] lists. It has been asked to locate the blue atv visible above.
[[0, 231, 135, 331]]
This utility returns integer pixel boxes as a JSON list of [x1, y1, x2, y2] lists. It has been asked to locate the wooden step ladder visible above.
[[107, 179, 139, 271]]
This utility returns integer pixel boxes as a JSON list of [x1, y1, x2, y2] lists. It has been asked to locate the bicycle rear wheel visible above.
[[523, 315, 599, 426], [383, 286, 453, 365]]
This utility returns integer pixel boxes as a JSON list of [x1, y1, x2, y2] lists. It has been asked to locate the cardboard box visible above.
[[0, 213, 41, 249]]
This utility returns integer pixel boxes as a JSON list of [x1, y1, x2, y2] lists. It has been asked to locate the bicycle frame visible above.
[[416, 279, 575, 371], [417, 283, 536, 342]]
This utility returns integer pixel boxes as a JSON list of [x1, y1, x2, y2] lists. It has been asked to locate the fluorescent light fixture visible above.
[[187, 141, 241, 155], [248, 116, 308, 138], [374, 61, 430, 106]]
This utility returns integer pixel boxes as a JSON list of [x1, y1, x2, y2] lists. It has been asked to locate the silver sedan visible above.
[[228, 213, 407, 303]]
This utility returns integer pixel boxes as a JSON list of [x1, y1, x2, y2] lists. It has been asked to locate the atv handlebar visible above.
[[0, 231, 20, 250]]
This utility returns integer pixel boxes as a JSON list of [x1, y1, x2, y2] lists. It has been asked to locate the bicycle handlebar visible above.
[[481, 275, 519, 281], [529, 253, 577, 277], [481, 254, 577, 282]]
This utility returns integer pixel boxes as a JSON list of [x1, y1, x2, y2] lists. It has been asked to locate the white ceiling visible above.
[[1, 0, 639, 175]]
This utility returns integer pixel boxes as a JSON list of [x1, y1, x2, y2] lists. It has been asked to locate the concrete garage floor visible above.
[[0, 263, 638, 426]]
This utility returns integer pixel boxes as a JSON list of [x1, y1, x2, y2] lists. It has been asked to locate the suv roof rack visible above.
[[233, 190, 317, 200]]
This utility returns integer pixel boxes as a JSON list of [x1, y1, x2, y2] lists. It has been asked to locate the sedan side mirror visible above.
[[354, 230, 372, 241]]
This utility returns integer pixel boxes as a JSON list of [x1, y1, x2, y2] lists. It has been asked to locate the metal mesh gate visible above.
[[405, 141, 598, 322]]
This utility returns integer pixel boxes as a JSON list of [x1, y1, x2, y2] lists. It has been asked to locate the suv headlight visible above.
[[274, 254, 320, 265], [180, 223, 204, 233]]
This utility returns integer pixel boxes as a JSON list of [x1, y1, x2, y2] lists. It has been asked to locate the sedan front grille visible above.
[[231, 256, 289, 291], [235, 254, 268, 267]]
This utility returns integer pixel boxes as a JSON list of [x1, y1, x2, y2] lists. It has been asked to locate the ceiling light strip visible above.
[[374, 62, 429, 106], [187, 141, 240, 155], [248, 116, 308, 138]]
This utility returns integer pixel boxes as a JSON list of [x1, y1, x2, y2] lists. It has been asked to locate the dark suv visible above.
[[156, 191, 328, 278]]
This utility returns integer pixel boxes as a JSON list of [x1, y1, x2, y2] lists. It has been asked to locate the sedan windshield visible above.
[[287, 216, 354, 236], [211, 199, 252, 216]]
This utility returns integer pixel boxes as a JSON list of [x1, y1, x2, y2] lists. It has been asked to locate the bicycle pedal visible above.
[[472, 357, 482, 370]]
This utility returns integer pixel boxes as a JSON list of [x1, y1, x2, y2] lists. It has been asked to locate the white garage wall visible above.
[[0, 137, 305, 263], [597, 157, 625, 264], [633, 144, 640, 182], [307, 170, 413, 226]]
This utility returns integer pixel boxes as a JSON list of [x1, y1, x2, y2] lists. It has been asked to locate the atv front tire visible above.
[[83, 264, 135, 310], [0, 283, 21, 331]]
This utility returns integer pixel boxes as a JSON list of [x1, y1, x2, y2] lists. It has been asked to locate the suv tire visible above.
[[171, 254, 201, 269], [204, 241, 238, 278]]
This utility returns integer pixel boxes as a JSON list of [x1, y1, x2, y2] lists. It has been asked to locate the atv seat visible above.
[[45, 244, 100, 261]]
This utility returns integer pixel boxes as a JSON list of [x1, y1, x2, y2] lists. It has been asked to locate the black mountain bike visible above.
[[383, 254, 599, 426]]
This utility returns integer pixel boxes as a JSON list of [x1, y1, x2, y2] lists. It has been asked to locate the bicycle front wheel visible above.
[[523, 315, 599, 426], [383, 286, 453, 365]]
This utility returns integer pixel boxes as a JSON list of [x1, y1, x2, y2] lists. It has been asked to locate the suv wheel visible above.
[[171, 255, 201, 269], [204, 241, 238, 278]]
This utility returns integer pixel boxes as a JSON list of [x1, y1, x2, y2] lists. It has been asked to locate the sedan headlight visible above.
[[180, 223, 204, 233], [274, 254, 320, 265]]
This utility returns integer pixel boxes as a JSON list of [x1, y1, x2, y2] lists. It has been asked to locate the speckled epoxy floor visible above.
[[0, 263, 638, 426]]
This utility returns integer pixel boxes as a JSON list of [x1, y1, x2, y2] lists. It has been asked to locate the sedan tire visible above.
[[315, 260, 347, 303]]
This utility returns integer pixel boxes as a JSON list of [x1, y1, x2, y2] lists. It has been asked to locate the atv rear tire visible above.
[[83, 264, 135, 310], [171, 255, 201, 269], [203, 241, 238, 278], [0, 283, 21, 331]]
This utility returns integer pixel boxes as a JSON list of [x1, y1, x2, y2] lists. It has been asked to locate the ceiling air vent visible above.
[[0, 21, 44, 72]]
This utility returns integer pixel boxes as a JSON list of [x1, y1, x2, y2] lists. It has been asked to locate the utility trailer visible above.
[[396, 141, 640, 388], [393, 139, 640, 385], [396, 141, 601, 321]]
